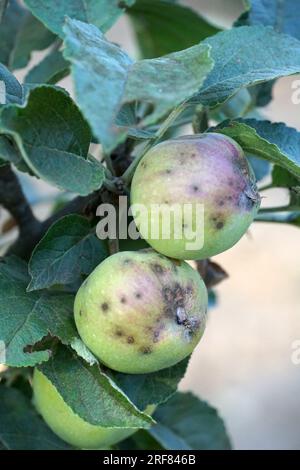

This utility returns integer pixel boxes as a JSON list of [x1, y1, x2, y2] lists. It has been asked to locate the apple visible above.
[[74, 249, 207, 374], [130, 133, 260, 259], [33, 368, 155, 449]]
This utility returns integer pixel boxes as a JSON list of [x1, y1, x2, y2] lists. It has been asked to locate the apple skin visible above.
[[130, 133, 260, 260], [74, 250, 207, 374], [33, 369, 155, 449]]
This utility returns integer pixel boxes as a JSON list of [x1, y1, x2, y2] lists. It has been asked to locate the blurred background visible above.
[[1, 0, 300, 450]]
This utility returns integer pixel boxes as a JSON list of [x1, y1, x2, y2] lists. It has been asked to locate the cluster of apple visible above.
[[33, 133, 260, 449]]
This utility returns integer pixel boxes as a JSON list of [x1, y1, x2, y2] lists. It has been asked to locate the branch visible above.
[[7, 190, 103, 259], [0, 165, 37, 229]]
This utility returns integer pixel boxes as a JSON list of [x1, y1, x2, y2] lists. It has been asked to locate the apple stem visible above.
[[121, 101, 189, 185]]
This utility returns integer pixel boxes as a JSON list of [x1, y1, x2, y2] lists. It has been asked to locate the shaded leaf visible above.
[[271, 165, 299, 188], [247, 155, 271, 181], [128, 0, 219, 59], [38, 345, 154, 428], [28, 215, 108, 291], [197, 26, 300, 107], [255, 211, 300, 227], [108, 357, 189, 410], [117, 430, 163, 450], [63, 18, 213, 152], [237, 0, 300, 40], [25, 0, 135, 37], [0, 86, 105, 195], [0, 63, 23, 105], [196, 260, 228, 289], [0, 0, 55, 71], [149, 392, 231, 450], [0, 135, 20, 166], [0, 256, 78, 367], [214, 119, 300, 179], [0, 386, 71, 449], [25, 48, 69, 85]]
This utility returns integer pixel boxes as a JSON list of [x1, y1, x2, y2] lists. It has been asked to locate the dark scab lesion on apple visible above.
[[115, 328, 124, 337], [127, 335, 135, 344], [101, 302, 109, 313], [150, 263, 165, 275], [140, 345, 152, 355], [210, 213, 226, 230]]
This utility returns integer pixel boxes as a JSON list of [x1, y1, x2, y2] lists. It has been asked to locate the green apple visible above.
[[74, 249, 207, 374], [131, 133, 260, 259], [33, 368, 155, 449]]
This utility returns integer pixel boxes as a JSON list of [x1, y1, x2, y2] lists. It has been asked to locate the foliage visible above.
[[0, 0, 299, 451]]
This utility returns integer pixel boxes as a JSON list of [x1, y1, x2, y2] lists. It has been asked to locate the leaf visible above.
[[25, 48, 69, 85], [197, 26, 300, 107], [0, 135, 20, 166], [237, 0, 300, 40], [196, 260, 228, 289], [247, 155, 271, 181], [38, 345, 154, 428], [255, 211, 300, 227], [117, 430, 163, 450], [28, 215, 108, 291], [214, 119, 300, 180], [63, 18, 213, 152], [0, 0, 8, 23], [24, 0, 135, 38], [63, 19, 133, 152], [149, 392, 231, 450], [108, 358, 189, 410], [0, 85, 105, 195], [271, 166, 299, 188], [0, 386, 71, 449], [0, 63, 23, 105], [248, 80, 275, 108], [0, 0, 56, 71], [128, 0, 219, 59], [0, 256, 78, 367]]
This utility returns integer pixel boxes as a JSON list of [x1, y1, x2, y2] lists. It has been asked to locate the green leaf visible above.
[[0, 0, 56, 71], [271, 166, 299, 188], [214, 119, 300, 180], [0, 85, 105, 195], [63, 18, 213, 152], [0, 63, 23, 105], [28, 215, 108, 291], [63, 19, 133, 152], [237, 0, 300, 40], [24, 0, 135, 38], [197, 26, 300, 107], [0, 256, 78, 367], [25, 48, 69, 85], [128, 0, 219, 59], [149, 392, 231, 450], [38, 345, 154, 428], [108, 358, 189, 410], [0, 386, 71, 449]]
